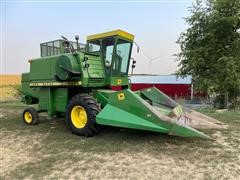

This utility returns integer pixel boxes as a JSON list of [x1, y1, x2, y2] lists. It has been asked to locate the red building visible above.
[[129, 75, 193, 99]]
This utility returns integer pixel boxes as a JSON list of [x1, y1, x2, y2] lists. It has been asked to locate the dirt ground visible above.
[[0, 102, 240, 179]]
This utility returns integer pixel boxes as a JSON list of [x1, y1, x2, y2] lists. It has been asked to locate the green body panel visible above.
[[50, 88, 68, 113], [22, 73, 69, 116], [28, 52, 105, 87], [93, 89, 112, 107], [138, 88, 179, 116], [96, 104, 169, 133], [30, 56, 58, 81], [95, 88, 210, 139], [140, 87, 178, 108], [108, 76, 129, 86], [37, 88, 68, 114], [55, 54, 80, 81]]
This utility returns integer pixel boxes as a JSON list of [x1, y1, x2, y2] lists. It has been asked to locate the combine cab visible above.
[[21, 29, 223, 139]]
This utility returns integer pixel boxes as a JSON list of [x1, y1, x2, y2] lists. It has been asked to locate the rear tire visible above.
[[66, 94, 100, 137], [23, 107, 39, 125]]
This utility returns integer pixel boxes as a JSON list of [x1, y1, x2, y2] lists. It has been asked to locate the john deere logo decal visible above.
[[117, 79, 122, 85], [117, 93, 125, 100]]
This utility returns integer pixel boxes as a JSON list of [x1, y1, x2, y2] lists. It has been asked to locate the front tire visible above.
[[22, 107, 39, 125], [66, 94, 100, 137]]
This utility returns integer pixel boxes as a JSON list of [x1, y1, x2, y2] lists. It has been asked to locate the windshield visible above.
[[112, 39, 131, 76]]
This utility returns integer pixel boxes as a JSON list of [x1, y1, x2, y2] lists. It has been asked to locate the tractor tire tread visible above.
[[66, 94, 100, 137]]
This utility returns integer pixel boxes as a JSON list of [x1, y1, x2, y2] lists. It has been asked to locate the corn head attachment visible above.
[[95, 87, 223, 139]]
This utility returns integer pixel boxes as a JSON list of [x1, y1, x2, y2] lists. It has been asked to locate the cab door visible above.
[[102, 37, 115, 77]]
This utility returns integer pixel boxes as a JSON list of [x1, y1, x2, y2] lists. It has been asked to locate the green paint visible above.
[[96, 104, 169, 133], [95, 89, 210, 139], [140, 87, 178, 108], [21, 30, 212, 139]]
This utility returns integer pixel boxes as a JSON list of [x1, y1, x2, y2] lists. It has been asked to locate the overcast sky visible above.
[[1, 0, 194, 75]]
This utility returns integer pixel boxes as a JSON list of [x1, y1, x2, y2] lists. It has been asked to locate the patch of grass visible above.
[[198, 107, 240, 122]]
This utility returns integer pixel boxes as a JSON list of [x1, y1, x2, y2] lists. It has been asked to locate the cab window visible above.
[[88, 40, 100, 53], [102, 38, 115, 68], [112, 39, 131, 75]]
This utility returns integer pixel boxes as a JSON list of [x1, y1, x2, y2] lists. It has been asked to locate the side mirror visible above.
[[134, 42, 140, 53]]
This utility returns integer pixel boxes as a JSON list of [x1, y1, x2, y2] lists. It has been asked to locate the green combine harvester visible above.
[[21, 29, 223, 139]]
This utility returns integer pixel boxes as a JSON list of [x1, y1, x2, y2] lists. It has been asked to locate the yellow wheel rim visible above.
[[71, 105, 87, 128], [24, 112, 32, 123]]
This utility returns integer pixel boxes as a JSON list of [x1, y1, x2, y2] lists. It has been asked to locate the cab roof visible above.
[[87, 29, 134, 41]]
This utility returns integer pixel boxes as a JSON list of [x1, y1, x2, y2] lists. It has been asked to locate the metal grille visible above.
[[40, 40, 86, 57], [88, 78, 104, 84]]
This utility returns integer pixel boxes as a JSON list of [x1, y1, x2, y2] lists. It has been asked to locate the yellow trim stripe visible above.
[[87, 29, 134, 41], [30, 81, 82, 87]]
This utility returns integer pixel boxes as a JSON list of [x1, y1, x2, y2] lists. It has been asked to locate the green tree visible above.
[[177, 0, 240, 108]]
